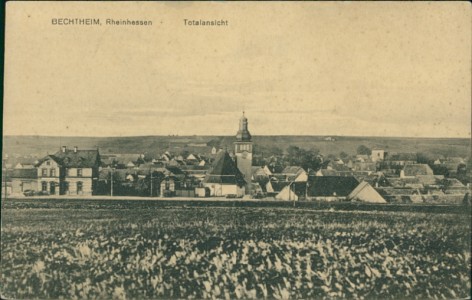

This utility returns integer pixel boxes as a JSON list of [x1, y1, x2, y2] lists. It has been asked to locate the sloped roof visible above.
[[415, 175, 440, 185], [204, 151, 245, 185], [281, 166, 305, 175], [166, 166, 185, 175], [270, 181, 291, 193], [443, 178, 465, 188], [38, 149, 100, 168], [348, 181, 386, 203], [36, 154, 62, 167], [317, 169, 338, 176], [329, 164, 352, 172], [15, 157, 39, 166], [403, 164, 434, 176], [308, 176, 360, 197], [11, 168, 37, 179]]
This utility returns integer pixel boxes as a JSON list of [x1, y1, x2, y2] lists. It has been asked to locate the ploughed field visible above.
[[1, 200, 470, 299]]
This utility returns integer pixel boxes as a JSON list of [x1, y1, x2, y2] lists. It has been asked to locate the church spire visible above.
[[236, 111, 251, 142]]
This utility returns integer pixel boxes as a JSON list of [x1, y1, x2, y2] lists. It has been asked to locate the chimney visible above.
[[61, 146, 66, 153], [74, 146, 78, 153]]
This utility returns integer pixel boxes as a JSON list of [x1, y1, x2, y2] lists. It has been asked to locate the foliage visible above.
[[1, 204, 470, 300], [356, 145, 372, 156], [286, 146, 322, 171], [430, 164, 449, 177]]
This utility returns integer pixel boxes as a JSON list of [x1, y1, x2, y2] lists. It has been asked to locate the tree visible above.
[[416, 152, 435, 164], [339, 151, 349, 159], [357, 145, 371, 155]]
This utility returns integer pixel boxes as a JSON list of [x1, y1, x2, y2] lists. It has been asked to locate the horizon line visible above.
[[3, 134, 471, 140]]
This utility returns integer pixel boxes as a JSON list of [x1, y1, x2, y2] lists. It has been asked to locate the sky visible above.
[[3, 2, 471, 138]]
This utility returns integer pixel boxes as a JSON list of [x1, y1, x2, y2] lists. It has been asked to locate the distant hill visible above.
[[2, 135, 470, 159]]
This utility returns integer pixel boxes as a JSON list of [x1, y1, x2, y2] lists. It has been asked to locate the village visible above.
[[2, 113, 470, 204]]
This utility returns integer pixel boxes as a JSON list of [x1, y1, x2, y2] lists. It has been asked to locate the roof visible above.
[[403, 164, 434, 176], [204, 151, 245, 185], [166, 166, 186, 175], [38, 149, 100, 168], [388, 153, 417, 161], [329, 164, 352, 172], [281, 166, 306, 175], [270, 181, 291, 193], [348, 181, 386, 203], [11, 168, 37, 179], [36, 154, 62, 166], [308, 176, 360, 197], [317, 169, 338, 176]]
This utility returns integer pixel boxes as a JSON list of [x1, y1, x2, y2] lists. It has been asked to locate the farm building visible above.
[[11, 168, 38, 195], [347, 181, 386, 203], [275, 184, 299, 201], [203, 151, 246, 197], [307, 176, 360, 201], [280, 166, 308, 182]]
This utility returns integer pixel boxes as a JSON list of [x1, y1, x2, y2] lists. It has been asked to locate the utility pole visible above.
[[110, 168, 114, 197], [150, 167, 153, 197]]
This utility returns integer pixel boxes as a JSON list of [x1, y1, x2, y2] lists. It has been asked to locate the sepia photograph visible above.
[[1, 1, 471, 299]]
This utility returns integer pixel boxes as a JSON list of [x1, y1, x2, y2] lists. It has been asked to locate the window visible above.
[[41, 181, 47, 191], [64, 182, 69, 193], [77, 169, 83, 177], [50, 169, 56, 177], [46, 161, 50, 166], [42, 168, 47, 177], [77, 182, 83, 194]]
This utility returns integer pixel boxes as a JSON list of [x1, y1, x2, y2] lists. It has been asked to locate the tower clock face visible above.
[[242, 151, 248, 158]]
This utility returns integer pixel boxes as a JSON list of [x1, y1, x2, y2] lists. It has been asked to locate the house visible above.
[[36, 146, 100, 196], [275, 184, 299, 201], [443, 157, 466, 172], [371, 149, 385, 162], [400, 164, 434, 178], [202, 151, 245, 197], [11, 168, 38, 195], [386, 153, 417, 167], [112, 154, 146, 169], [355, 155, 370, 163], [352, 161, 377, 173], [160, 177, 177, 197], [280, 166, 308, 182], [14, 157, 39, 169], [307, 176, 360, 201], [347, 181, 386, 203]]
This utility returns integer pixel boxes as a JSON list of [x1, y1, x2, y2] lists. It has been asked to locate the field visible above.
[[1, 199, 471, 300], [3, 134, 470, 158]]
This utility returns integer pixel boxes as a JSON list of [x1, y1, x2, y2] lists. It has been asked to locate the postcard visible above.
[[2, 2, 471, 299]]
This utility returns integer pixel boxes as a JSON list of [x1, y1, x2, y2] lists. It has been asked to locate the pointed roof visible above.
[[204, 151, 245, 185], [236, 112, 252, 142], [308, 176, 360, 197], [403, 164, 434, 176], [347, 181, 386, 203]]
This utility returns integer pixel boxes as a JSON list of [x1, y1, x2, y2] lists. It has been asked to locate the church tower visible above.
[[234, 112, 253, 194]]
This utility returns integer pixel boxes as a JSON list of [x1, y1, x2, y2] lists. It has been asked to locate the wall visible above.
[[203, 183, 245, 197], [12, 179, 38, 194], [67, 168, 93, 177], [64, 178, 93, 195]]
